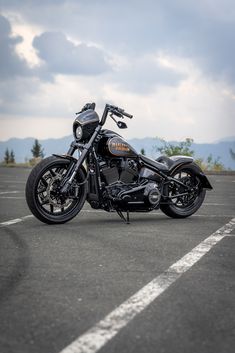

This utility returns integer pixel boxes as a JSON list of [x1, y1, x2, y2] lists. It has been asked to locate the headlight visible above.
[[75, 125, 83, 140]]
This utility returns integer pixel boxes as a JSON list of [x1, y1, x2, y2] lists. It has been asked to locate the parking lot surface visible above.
[[0, 167, 235, 353]]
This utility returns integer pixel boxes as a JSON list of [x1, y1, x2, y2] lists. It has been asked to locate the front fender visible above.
[[171, 162, 213, 190]]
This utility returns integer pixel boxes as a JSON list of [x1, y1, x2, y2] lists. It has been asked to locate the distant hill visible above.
[[0, 136, 235, 170], [215, 136, 235, 143], [128, 137, 235, 169], [0, 136, 73, 163]]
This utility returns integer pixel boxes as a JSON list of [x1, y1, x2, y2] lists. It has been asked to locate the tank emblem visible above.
[[110, 142, 130, 152], [107, 136, 137, 157]]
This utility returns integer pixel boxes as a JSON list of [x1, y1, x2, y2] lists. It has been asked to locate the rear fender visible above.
[[170, 162, 213, 190]]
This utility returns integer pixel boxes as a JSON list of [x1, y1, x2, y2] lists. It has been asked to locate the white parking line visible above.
[[215, 179, 235, 182], [0, 215, 33, 226], [0, 191, 20, 195], [59, 217, 235, 353], [0, 196, 24, 199], [0, 181, 25, 184], [197, 203, 228, 206]]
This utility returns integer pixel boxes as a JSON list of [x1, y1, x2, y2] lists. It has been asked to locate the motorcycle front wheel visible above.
[[25, 156, 87, 224], [160, 164, 206, 218]]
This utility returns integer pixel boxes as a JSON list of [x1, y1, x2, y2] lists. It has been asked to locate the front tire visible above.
[[160, 164, 206, 218], [25, 156, 87, 224]]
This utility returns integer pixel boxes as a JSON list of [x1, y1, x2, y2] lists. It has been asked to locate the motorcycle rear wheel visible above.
[[25, 156, 87, 224], [160, 164, 206, 218]]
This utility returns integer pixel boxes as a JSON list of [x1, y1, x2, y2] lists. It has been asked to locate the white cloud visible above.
[[2, 10, 42, 67], [0, 3, 235, 143], [33, 31, 111, 75], [1, 51, 235, 143]]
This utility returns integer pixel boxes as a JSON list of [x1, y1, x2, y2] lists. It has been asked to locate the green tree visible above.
[[31, 139, 44, 158], [156, 138, 225, 171], [140, 148, 146, 155], [157, 138, 194, 157], [4, 148, 10, 164], [230, 148, 235, 160], [212, 157, 224, 171], [206, 154, 224, 171], [9, 150, 15, 164], [195, 154, 224, 171]]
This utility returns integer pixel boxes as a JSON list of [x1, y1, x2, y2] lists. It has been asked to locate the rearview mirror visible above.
[[117, 121, 127, 129]]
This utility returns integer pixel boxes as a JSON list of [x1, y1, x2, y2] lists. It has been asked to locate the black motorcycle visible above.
[[26, 102, 212, 224]]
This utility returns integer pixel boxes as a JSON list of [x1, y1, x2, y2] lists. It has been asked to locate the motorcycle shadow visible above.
[[77, 212, 177, 225]]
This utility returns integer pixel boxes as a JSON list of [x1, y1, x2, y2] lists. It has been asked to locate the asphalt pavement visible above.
[[0, 167, 235, 353]]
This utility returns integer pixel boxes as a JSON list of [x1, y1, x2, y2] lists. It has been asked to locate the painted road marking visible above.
[[0, 191, 20, 195], [59, 217, 235, 353], [0, 215, 33, 226], [191, 214, 235, 218], [0, 196, 25, 199], [200, 203, 229, 206], [215, 179, 235, 182], [0, 181, 25, 183]]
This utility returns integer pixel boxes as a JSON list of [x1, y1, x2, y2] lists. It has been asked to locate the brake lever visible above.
[[112, 109, 123, 118]]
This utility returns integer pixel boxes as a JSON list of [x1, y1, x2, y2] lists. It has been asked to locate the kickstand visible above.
[[116, 210, 130, 224]]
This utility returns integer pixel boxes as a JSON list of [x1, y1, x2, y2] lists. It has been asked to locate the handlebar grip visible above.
[[108, 104, 133, 119], [123, 111, 133, 119]]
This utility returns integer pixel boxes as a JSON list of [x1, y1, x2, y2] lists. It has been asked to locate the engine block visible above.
[[100, 158, 139, 185]]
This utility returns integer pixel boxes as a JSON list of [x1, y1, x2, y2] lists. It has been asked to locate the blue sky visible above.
[[0, 0, 235, 142]]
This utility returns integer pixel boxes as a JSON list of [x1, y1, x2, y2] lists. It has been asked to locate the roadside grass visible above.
[[0, 157, 42, 168]]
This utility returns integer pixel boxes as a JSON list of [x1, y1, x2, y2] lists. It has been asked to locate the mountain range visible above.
[[0, 136, 235, 170]]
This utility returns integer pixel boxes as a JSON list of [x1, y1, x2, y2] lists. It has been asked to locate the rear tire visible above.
[[25, 156, 87, 224], [160, 164, 206, 218]]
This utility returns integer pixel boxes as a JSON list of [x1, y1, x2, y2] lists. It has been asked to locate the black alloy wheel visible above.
[[26, 156, 87, 224], [160, 164, 206, 218]]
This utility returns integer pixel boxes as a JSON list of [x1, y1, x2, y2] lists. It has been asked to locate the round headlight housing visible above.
[[75, 125, 83, 140]]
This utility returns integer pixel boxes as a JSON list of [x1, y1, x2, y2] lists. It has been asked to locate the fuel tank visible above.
[[97, 130, 138, 158]]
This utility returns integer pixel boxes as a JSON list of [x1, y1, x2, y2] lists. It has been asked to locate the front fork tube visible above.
[[60, 126, 101, 195], [60, 147, 90, 195], [67, 144, 76, 156]]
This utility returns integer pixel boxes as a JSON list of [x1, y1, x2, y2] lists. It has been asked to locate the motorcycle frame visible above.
[[58, 143, 196, 206], [57, 104, 210, 203]]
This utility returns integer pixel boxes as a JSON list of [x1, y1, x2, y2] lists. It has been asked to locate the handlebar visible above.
[[108, 104, 133, 119], [76, 102, 133, 127]]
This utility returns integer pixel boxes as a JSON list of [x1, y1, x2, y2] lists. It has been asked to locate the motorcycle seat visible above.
[[139, 154, 169, 171], [156, 155, 193, 171]]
